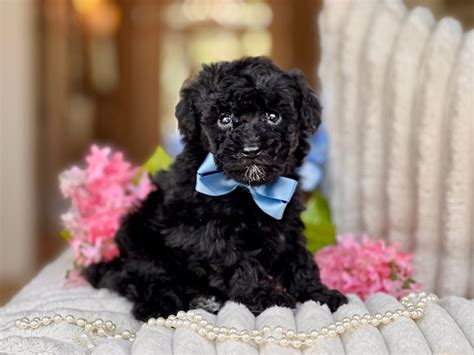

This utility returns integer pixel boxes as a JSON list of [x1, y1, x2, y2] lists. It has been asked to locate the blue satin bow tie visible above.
[[195, 154, 298, 220]]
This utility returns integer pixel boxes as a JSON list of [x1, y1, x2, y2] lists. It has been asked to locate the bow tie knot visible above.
[[195, 154, 298, 220]]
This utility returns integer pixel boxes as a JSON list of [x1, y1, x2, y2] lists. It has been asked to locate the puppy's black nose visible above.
[[243, 145, 261, 158]]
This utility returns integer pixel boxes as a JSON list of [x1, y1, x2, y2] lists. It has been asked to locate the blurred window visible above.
[[158, 0, 273, 151]]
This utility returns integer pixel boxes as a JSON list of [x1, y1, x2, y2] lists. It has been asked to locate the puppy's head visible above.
[[175, 57, 321, 185]]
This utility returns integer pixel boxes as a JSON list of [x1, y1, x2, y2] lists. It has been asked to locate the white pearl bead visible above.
[[336, 325, 344, 334], [305, 338, 314, 346], [54, 315, 63, 322], [76, 318, 86, 327], [267, 336, 276, 344], [254, 335, 263, 344], [65, 315, 75, 324], [310, 330, 319, 337], [122, 330, 131, 340], [297, 332, 307, 341], [279, 338, 289, 347], [241, 333, 250, 342], [197, 328, 207, 336], [370, 319, 380, 326], [97, 328, 106, 336], [320, 327, 328, 335], [292, 340, 302, 348], [286, 330, 295, 338], [328, 329, 337, 337], [147, 318, 156, 326], [41, 317, 52, 326]]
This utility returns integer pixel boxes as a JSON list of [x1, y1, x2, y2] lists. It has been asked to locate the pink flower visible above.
[[60, 145, 154, 283], [315, 234, 421, 300]]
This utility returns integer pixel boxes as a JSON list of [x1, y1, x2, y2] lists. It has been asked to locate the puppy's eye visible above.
[[218, 114, 233, 128], [265, 112, 282, 125]]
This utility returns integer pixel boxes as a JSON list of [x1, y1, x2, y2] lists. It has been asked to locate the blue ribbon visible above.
[[196, 154, 298, 220]]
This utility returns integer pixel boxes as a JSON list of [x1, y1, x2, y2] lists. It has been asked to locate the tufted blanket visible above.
[[319, 0, 473, 298], [1, 251, 473, 354]]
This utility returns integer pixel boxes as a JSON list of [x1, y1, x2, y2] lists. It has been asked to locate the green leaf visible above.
[[142, 146, 173, 175], [60, 229, 72, 241], [302, 190, 336, 253]]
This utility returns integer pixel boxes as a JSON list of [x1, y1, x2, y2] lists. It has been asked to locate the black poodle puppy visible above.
[[84, 57, 347, 321]]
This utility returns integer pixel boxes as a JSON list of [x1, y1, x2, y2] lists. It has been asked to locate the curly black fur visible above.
[[83, 57, 347, 321]]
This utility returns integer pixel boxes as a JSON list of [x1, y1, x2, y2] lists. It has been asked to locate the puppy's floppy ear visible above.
[[289, 69, 322, 136], [175, 78, 200, 144]]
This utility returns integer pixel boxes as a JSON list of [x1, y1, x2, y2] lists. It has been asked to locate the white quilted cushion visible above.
[[0, 251, 473, 354]]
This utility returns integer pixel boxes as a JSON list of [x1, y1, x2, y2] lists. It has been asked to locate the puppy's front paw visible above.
[[308, 288, 348, 312], [132, 302, 161, 321], [247, 290, 297, 315]]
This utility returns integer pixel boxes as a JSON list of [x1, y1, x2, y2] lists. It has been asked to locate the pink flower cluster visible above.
[[315, 234, 421, 300], [60, 145, 153, 278]]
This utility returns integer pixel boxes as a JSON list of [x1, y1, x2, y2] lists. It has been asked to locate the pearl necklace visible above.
[[16, 292, 437, 349]]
